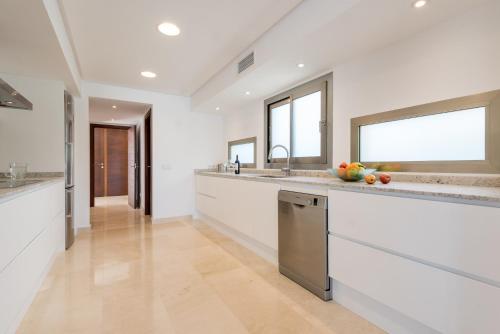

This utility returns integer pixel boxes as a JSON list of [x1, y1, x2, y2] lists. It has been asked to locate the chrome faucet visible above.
[[268, 145, 291, 176]]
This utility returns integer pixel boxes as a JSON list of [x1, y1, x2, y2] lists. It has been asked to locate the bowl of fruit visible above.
[[328, 162, 376, 182]]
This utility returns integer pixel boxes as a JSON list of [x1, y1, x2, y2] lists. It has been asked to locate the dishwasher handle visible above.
[[278, 191, 327, 209]]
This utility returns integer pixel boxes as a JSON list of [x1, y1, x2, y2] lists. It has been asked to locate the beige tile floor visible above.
[[17, 196, 384, 334]]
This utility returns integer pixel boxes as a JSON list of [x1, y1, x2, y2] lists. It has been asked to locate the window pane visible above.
[[292, 91, 322, 157], [230, 142, 254, 163], [270, 102, 290, 158], [359, 107, 486, 162]]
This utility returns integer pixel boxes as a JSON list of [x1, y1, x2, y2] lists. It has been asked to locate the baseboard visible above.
[[332, 280, 439, 334], [76, 225, 91, 235], [152, 215, 193, 224], [197, 213, 278, 265]]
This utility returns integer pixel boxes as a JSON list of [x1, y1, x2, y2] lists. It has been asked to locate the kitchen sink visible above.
[[0, 179, 42, 189]]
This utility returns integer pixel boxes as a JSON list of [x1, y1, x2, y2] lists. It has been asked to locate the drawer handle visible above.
[[198, 192, 216, 200]]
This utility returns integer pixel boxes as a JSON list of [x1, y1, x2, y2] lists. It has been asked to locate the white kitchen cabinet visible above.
[[330, 236, 500, 334], [195, 175, 280, 250], [195, 174, 218, 198], [0, 180, 65, 334], [195, 193, 218, 221], [328, 189, 500, 284], [215, 177, 254, 236]]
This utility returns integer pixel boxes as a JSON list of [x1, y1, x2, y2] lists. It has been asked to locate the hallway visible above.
[[91, 196, 147, 231], [16, 200, 382, 334]]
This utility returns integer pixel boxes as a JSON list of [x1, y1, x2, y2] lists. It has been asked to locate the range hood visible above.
[[0, 78, 33, 110]]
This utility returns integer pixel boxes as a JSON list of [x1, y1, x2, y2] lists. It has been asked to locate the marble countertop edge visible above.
[[0, 177, 65, 205], [195, 171, 500, 208]]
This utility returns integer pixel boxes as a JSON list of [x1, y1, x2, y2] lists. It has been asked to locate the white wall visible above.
[[331, 1, 500, 167], [73, 82, 225, 228], [224, 101, 265, 168], [0, 73, 65, 173], [222, 1, 500, 169]]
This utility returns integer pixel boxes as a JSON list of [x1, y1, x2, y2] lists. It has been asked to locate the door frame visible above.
[[144, 110, 152, 216], [90, 123, 137, 207], [132, 126, 141, 209]]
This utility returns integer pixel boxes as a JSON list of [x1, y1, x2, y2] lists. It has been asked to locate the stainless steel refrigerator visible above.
[[64, 91, 75, 249]]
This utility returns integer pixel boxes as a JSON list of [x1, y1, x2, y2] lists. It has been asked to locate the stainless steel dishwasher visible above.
[[278, 190, 331, 300]]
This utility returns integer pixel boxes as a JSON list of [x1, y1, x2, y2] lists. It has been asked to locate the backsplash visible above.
[[0, 172, 64, 179], [198, 168, 500, 188], [382, 172, 500, 188]]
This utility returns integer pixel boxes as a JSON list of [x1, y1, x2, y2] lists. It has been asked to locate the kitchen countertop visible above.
[[0, 177, 65, 205], [196, 171, 500, 208]]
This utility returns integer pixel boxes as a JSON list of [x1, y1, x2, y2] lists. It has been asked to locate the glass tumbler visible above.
[[9, 162, 28, 181]]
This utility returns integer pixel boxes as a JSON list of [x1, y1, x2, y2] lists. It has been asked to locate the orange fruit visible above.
[[365, 174, 376, 184]]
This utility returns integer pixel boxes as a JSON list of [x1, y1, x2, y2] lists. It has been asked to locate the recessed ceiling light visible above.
[[245, 91, 251, 95], [297, 63, 305, 68], [11, 92, 17, 96], [413, 0, 427, 8], [141, 71, 157, 78], [6, 101, 13, 104], [112, 105, 117, 109], [215, 107, 220, 111], [158, 22, 180, 36]]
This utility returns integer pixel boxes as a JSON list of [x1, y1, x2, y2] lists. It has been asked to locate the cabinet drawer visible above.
[[196, 193, 217, 219], [0, 219, 57, 334], [196, 175, 279, 250], [328, 190, 500, 283], [330, 235, 500, 334], [47, 182, 65, 218], [0, 182, 63, 273], [195, 175, 218, 198]]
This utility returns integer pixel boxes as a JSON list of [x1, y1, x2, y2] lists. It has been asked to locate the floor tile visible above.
[[17, 196, 384, 334]]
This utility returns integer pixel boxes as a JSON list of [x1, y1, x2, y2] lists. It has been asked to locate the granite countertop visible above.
[[0, 176, 65, 205], [196, 170, 500, 208]]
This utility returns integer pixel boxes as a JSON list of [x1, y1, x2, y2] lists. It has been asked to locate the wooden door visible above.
[[93, 127, 128, 197], [106, 128, 128, 196], [128, 127, 139, 208], [94, 128, 105, 197]]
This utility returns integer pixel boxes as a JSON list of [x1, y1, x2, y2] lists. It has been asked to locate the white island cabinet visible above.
[[0, 179, 65, 334], [328, 189, 500, 334], [195, 175, 280, 259]]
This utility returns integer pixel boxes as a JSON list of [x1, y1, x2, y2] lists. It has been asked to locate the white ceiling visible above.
[[89, 97, 150, 125], [1, 0, 492, 106], [59, 0, 303, 96], [0, 0, 75, 87], [192, 0, 494, 114]]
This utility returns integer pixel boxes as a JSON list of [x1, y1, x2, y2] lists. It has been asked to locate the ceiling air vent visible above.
[[238, 52, 254, 74]]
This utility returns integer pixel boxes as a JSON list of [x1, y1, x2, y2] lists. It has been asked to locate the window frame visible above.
[[351, 90, 500, 173], [264, 73, 333, 170], [228, 136, 257, 168]]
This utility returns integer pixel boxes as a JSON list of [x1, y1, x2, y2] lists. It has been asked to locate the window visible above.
[[351, 90, 500, 173], [228, 137, 257, 168], [269, 100, 290, 158], [265, 73, 332, 169]]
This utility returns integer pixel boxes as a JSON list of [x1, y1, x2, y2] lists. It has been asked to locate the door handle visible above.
[[96, 162, 104, 168]]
